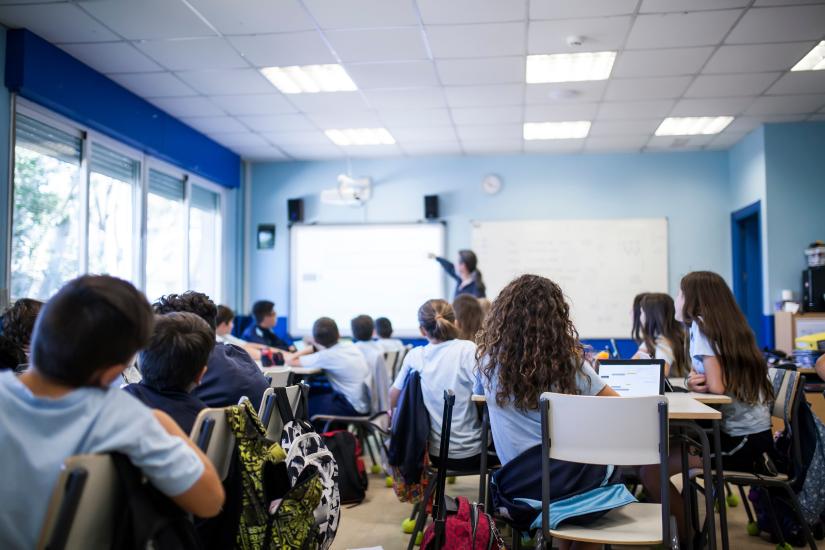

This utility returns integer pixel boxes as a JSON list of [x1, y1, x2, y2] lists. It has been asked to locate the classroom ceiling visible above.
[[1, 0, 824, 161]]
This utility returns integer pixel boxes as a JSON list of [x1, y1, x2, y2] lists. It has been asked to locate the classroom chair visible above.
[[263, 366, 294, 388], [539, 392, 676, 550], [37, 454, 121, 550], [258, 384, 309, 441], [383, 350, 399, 381], [191, 407, 236, 482]]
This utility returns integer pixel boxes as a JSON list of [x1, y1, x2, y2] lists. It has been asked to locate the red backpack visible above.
[[421, 496, 505, 550]]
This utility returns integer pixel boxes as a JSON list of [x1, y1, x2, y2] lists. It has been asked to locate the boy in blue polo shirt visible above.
[[242, 300, 296, 352]]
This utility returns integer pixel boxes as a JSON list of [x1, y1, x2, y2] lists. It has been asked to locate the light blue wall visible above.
[[0, 26, 10, 304], [249, 151, 731, 314]]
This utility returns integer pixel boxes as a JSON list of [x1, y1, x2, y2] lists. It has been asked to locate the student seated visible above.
[[816, 353, 825, 382], [0, 298, 43, 372], [374, 316, 404, 353], [351, 314, 389, 411], [287, 317, 370, 418], [0, 275, 224, 548], [216, 305, 266, 362], [241, 300, 295, 352], [630, 291, 649, 345], [154, 292, 269, 410], [390, 299, 489, 471], [124, 312, 213, 434], [453, 294, 485, 343], [631, 292, 689, 377]]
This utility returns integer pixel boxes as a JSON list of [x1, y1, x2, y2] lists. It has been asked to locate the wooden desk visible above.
[[290, 366, 322, 376]]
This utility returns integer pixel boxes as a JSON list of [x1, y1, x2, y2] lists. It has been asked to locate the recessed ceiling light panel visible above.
[[523, 121, 591, 140], [325, 128, 396, 146], [655, 116, 734, 136], [260, 64, 357, 94], [791, 41, 825, 72], [526, 52, 616, 83]]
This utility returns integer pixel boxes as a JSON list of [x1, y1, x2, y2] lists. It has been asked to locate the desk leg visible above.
[[679, 428, 693, 547], [712, 420, 729, 550], [478, 404, 489, 508]]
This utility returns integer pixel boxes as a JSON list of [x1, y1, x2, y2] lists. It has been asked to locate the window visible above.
[[88, 143, 139, 280], [11, 114, 82, 301], [189, 185, 222, 302], [145, 169, 186, 302]]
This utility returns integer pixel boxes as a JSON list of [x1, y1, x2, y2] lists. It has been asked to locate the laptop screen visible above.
[[597, 359, 665, 396]]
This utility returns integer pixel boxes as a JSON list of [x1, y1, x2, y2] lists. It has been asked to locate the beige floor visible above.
[[331, 471, 797, 550]]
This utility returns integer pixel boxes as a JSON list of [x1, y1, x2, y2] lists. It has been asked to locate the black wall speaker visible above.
[[287, 198, 304, 223], [424, 195, 439, 219]]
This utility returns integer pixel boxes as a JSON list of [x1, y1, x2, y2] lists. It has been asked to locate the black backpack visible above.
[[322, 430, 368, 504]]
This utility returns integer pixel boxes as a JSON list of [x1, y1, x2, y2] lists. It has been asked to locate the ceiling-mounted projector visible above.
[[320, 174, 372, 206]]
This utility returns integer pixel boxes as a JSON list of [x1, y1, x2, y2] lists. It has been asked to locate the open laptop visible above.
[[597, 359, 665, 396]]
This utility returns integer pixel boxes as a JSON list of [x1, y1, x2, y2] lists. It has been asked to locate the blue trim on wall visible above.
[[731, 200, 766, 347], [762, 314, 775, 350], [5, 29, 240, 188]]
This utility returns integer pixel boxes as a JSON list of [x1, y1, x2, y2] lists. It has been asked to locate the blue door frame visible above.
[[731, 201, 769, 348]]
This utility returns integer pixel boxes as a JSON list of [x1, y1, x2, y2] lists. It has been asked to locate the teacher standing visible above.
[[429, 249, 487, 299]]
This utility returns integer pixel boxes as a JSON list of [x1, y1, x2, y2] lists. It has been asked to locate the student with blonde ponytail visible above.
[[389, 299, 491, 470]]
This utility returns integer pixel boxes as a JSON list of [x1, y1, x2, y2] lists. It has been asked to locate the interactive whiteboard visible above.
[[471, 218, 668, 338], [290, 223, 446, 338]]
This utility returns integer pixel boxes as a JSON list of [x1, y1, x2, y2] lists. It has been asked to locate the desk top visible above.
[[261, 365, 322, 376]]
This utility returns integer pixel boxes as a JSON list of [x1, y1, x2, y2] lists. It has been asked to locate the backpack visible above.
[[323, 430, 368, 504], [276, 387, 340, 550], [225, 400, 323, 550], [421, 496, 505, 550], [110, 453, 203, 550]]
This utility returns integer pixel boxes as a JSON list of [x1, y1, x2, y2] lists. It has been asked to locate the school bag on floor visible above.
[[225, 400, 323, 550], [421, 496, 505, 550], [322, 430, 368, 504]]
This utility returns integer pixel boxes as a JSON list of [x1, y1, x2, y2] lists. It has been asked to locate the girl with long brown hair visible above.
[[631, 293, 689, 377], [452, 293, 485, 343]]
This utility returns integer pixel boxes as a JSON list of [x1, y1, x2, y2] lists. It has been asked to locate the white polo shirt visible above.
[[299, 342, 371, 414]]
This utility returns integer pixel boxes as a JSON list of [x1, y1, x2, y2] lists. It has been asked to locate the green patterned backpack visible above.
[[225, 400, 323, 550]]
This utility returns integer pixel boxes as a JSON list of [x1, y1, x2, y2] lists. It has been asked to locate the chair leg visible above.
[[737, 485, 755, 524], [406, 476, 436, 550], [782, 485, 818, 550], [762, 488, 787, 547], [359, 426, 379, 468], [511, 528, 522, 550]]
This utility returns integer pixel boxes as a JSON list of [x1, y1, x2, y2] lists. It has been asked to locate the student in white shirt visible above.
[[374, 317, 405, 353], [215, 305, 264, 361], [630, 293, 688, 377], [287, 317, 371, 418], [351, 314, 389, 412], [390, 299, 490, 471]]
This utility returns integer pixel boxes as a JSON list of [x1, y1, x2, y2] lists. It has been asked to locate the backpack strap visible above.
[[274, 386, 296, 424]]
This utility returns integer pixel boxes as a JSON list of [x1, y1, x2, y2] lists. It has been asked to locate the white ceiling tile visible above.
[[78, 0, 216, 40], [0, 4, 118, 43], [685, 73, 780, 98], [755, 0, 825, 5], [325, 28, 428, 63], [428, 23, 525, 58], [135, 38, 247, 71], [210, 94, 297, 115], [766, 72, 825, 95], [726, 5, 825, 44], [286, 92, 369, 113], [419, 0, 526, 24], [346, 61, 440, 89], [461, 139, 523, 154], [237, 113, 317, 132], [176, 69, 274, 95], [646, 134, 715, 149], [707, 131, 749, 149], [379, 109, 454, 127], [746, 94, 825, 115], [604, 76, 692, 100], [626, 10, 742, 49], [302, 0, 419, 29], [388, 127, 458, 142], [182, 116, 248, 134], [584, 135, 649, 153], [278, 143, 344, 158], [456, 124, 523, 141], [343, 144, 403, 158], [444, 84, 524, 107], [436, 57, 524, 85], [60, 42, 162, 74], [589, 119, 661, 136], [524, 103, 599, 122], [109, 72, 195, 97], [186, 0, 316, 34], [528, 17, 632, 54], [670, 97, 755, 116], [236, 146, 289, 160], [612, 48, 714, 78], [228, 33, 335, 67], [451, 106, 523, 125], [261, 131, 332, 146], [530, 0, 637, 19], [598, 100, 676, 120], [363, 88, 447, 109], [400, 141, 463, 155], [640, 0, 749, 12], [703, 42, 816, 73], [307, 110, 384, 128], [524, 81, 607, 104], [208, 132, 269, 148], [524, 139, 584, 153], [150, 96, 225, 117]]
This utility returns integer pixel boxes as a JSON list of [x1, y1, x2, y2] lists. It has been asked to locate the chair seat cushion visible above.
[[549, 502, 663, 545]]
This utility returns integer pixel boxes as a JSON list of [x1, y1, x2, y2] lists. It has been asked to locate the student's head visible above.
[[478, 298, 492, 318], [312, 317, 340, 349], [456, 250, 486, 294], [639, 293, 688, 377], [351, 314, 374, 342], [2, 298, 44, 354], [418, 299, 458, 342], [153, 292, 218, 331], [139, 312, 214, 392], [453, 294, 484, 343], [631, 292, 648, 343], [252, 300, 276, 328], [476, 274, 584, 411], [375, 317, 393, 339], [678, 271, 772, 404], [31, 275, 153, 387], [215, 305, 234, 337]]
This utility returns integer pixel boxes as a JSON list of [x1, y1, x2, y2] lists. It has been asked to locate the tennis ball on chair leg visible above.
[[447, 476, 456, 484], [385, 475, 393, 487], [726, 493, 739, 507], [371, 464, 382, 474], [415, 532, 424, 546], [746, 522, 760, 536], [401, 518, 416, 534]]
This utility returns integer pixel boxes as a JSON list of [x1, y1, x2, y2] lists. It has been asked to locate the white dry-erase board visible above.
[[471, 218, 668, 338], [289, 223, 446, 338]]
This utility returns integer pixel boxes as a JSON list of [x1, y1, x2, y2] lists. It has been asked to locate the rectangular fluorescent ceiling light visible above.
[[526, 51, 616, 83], [655, 116, 733, 136], [325, 128, 395, 146], [260, 64, 357, 94], [791, 41, 825, 71], [523, 121, 591, 140]]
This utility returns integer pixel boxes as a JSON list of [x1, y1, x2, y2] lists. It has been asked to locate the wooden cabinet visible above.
[[774, 311, 825, 355]]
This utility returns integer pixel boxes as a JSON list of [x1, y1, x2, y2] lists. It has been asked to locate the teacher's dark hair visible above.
[[458, 249, 486, 295]]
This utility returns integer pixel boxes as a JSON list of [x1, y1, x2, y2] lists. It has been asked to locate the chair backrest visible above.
[[383, 350, 399, 379], [541, 392, 667, 466], [190, 407, 235, 480], [264, 366, 294, 388], [37, 454, 121, 550], [395, 344, 412, 378], [261, 384, 304, 441], [769, 367, 801, 424]]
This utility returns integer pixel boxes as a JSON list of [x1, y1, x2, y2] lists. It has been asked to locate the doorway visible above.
[[731, 201, 765, 348]]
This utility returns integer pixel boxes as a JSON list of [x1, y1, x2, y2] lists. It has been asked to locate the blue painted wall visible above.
[[0, 26, 9, 302]]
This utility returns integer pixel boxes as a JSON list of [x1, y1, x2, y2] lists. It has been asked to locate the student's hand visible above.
[[687, 372, 708, 393]]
